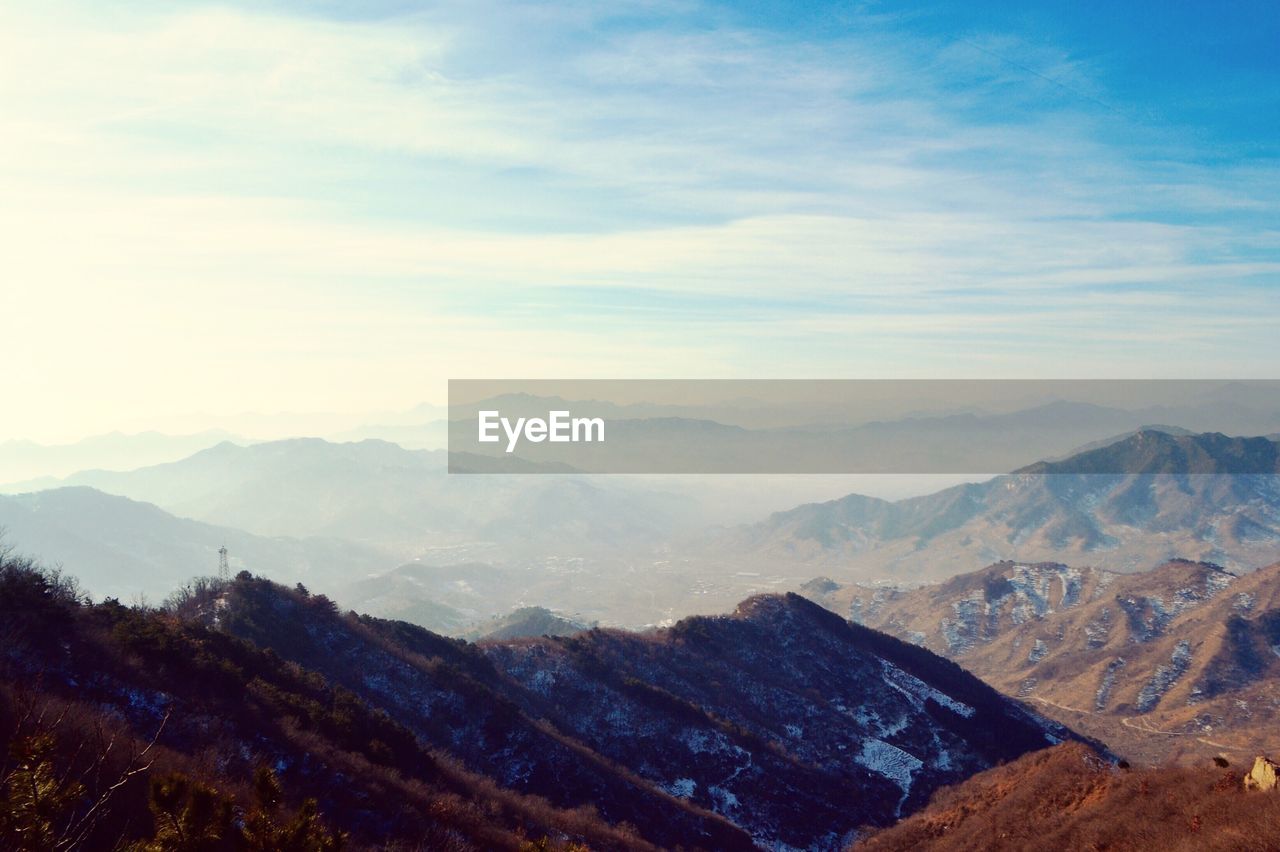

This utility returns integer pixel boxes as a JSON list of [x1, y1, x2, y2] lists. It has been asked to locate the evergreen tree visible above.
[[0, 733, 86, 851], [132, 774, 234, 852], [241, 767, 345, 852]]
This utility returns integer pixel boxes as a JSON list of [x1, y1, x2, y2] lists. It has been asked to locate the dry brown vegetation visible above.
[[0, 556, 660, 851], [817, 557, 1280, 767], [856, 742, 1280, 851]]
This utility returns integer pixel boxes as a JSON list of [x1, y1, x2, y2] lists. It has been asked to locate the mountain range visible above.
[[805, 557, 1280, 765], [2, 557, 1073, 850], [0, 486, 390, 602], [4, 429, 1280, 630], [0, 429, 245, 485], [725, 431, 1280, 582], [19, 439, 700, 557], [5, 423, 1280, 845]]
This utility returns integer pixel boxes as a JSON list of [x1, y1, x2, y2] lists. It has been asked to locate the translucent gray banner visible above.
[[447, 380, 1280, 474]]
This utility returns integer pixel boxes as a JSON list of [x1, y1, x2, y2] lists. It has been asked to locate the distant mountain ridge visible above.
[[0, 486, 392, 601], [0, 429, 246, 486], [1015, 430, 1280, 474], [726, 430, 1280, 581], [15, 428, 1280, 628], [467, 605, 591, 641], [36, 437, 699, 556]]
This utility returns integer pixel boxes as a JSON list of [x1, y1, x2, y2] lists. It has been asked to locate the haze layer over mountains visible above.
[[4, 393, 1280, 634]]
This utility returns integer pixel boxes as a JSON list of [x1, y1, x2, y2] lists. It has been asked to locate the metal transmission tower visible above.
[[218, 545, 230, 581]]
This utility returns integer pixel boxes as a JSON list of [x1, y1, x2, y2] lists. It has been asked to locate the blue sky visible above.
[[2, 0, 1277, 440]]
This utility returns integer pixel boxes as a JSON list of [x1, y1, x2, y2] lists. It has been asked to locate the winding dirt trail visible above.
[[1028, 695, 1233, 751]]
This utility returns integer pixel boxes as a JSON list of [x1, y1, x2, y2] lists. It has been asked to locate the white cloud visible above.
[[1, 1, 1277, 441]]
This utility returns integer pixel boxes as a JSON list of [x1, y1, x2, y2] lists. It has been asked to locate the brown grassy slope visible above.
[[855, 742, 1280, 852]]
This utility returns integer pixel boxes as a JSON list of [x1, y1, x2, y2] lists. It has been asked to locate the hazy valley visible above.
[[6, 420, 1280, 633]]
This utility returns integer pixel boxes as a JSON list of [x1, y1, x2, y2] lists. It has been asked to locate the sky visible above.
[[3, 0, 1278, 442]]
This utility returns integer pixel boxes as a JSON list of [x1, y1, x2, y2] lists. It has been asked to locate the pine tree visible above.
[[240, 767, 345, 852], [0, 733, 86, 851], [131, 774, 234, 852]]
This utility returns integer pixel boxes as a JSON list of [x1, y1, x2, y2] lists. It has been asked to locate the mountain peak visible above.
[[1015, 430, 1280, 475], [730, 590, 847, 629]]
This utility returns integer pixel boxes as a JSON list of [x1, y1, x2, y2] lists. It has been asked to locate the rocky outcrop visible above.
[[1244, 756, 1279, 792]]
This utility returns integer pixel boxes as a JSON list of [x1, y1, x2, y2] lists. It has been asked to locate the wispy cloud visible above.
[[2, 0, 1277, 440]]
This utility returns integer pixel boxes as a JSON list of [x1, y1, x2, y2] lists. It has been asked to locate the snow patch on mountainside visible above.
[[939, 564, 1091, 654], [1095, 657, 1126, 710], [855, 738, 923, 815], [1136, 641, 1193, 712], [665, 777, 696, 798], [880, 659, 975, 718]]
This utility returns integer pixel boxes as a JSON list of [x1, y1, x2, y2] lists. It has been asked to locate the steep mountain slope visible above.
[[732, 431, 1280, 581], [0, 486, 391, 601], [489, 596, 1076, 842], [184, 573, 1072, 849], [854, 742, 1280, 852], [808, 558, 1280, 765]]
